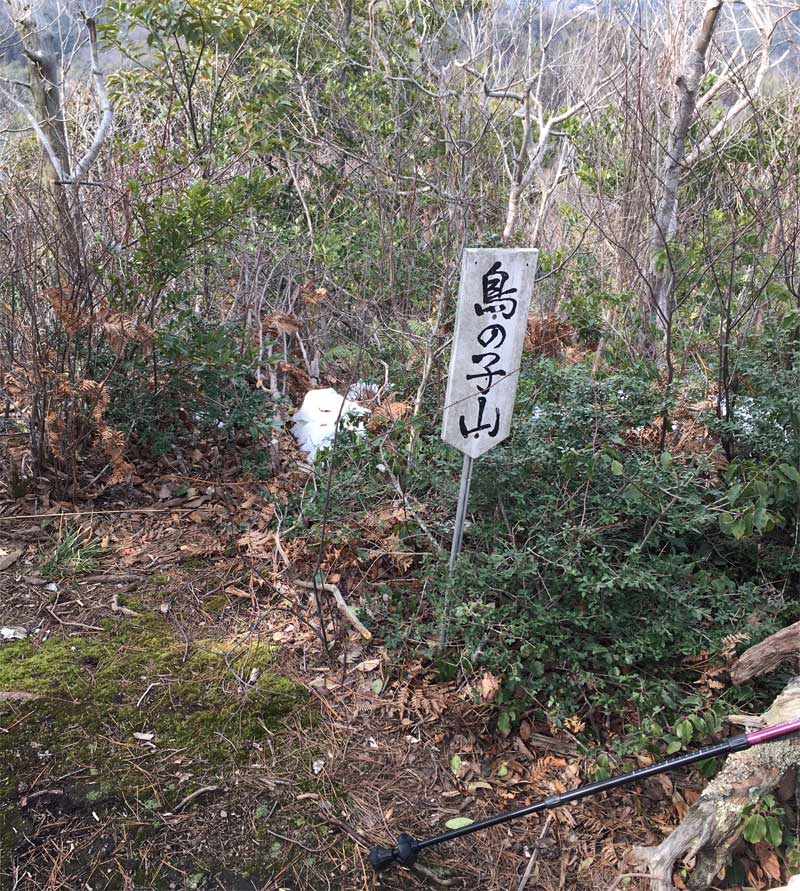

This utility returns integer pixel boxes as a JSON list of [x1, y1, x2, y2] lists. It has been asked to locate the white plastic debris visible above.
[[346, 380, 380, 402], [1, 626, 27, 641], [291, 388, 369, 462]]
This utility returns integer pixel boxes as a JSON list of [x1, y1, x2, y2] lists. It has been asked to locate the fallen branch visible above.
[[731, 619, 800, 684], [515, 732, 577, 758], [632, 677, 800, 890], [296, 580, 372, 640]]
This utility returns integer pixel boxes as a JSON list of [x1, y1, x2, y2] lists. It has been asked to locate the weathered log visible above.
[[632, 677, 800, 891], [731, 620, 800, 685]]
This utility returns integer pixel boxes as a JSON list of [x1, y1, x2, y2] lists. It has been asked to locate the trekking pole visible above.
[[368, 717, 800, 872]]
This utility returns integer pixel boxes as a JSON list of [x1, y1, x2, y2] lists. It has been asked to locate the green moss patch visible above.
[[0, 613, 307, 804]]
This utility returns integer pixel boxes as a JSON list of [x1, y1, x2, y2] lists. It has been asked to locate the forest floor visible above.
[[0, 445, 736, 891]]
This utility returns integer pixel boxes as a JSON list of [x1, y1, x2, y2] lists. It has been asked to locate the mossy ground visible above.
[[0, 611, 313, 888]]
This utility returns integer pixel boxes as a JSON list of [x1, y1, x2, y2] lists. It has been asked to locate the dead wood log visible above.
[[632, 677, 800, 891], [731, 620, 800, 685]]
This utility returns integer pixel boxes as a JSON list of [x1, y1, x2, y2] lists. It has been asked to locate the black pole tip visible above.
[[368, 846, 397, 872], [368, 834, 420, 872], [395, 833, 419, 866]]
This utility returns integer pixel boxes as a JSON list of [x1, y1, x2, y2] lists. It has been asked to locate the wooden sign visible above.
[[442, 248, 538, 458]]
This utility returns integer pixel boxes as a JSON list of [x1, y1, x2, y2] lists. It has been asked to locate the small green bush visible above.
[[102, 314, 283, 460]]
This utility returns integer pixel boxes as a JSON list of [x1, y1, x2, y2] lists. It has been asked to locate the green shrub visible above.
[[299, 360, 796, 751], [102, 314, 283, 460]]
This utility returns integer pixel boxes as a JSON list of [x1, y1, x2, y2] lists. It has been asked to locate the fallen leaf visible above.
[[578, 857, 595, 874], [367, 401, 410, 432], [672, 791, 689, 821], [444, 817, 474, 830], [480, 672, 500, 702], [264, 311, 302, 336], [468, 781, 492, 793], [301, 282, 328, 305], [755, 842, 782, 882], [653, 774, 673, 797]]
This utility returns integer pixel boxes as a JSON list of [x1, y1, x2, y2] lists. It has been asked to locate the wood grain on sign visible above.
[[442, 248, 538, 458]]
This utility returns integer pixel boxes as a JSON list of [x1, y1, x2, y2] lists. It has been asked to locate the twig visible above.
[[261, 826, 336, 853], [380, 444, 446, 557], [318, 810, 370, 849], [0, 692, 40, 702], [79, 573, 142, 584], [410, 862, 461, 887], [306, 350, 365, 649], [174, 785, 219, 812], [517, 814, 553, 891], [136, 683, 163, 708], [111, 593, 140, 618], [296, 581, 372, 640], [20, 788, 64, 807], [0, 508, 203, 522], [45, 608, 102, 632]]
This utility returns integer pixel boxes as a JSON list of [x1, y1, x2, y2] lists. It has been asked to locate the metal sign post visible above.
[[442, 248, 538, 568], [448, 454, 473, 571]]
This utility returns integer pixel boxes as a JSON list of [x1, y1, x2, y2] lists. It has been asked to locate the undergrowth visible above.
[[297, 356, 799, 755]]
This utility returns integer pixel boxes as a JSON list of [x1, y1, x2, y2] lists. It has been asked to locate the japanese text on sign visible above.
[[442, 249, 538, 458]]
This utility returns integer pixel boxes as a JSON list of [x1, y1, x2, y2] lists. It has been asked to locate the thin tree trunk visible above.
[[8, 0, 78, 262], [648, 0, 723, 350]]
